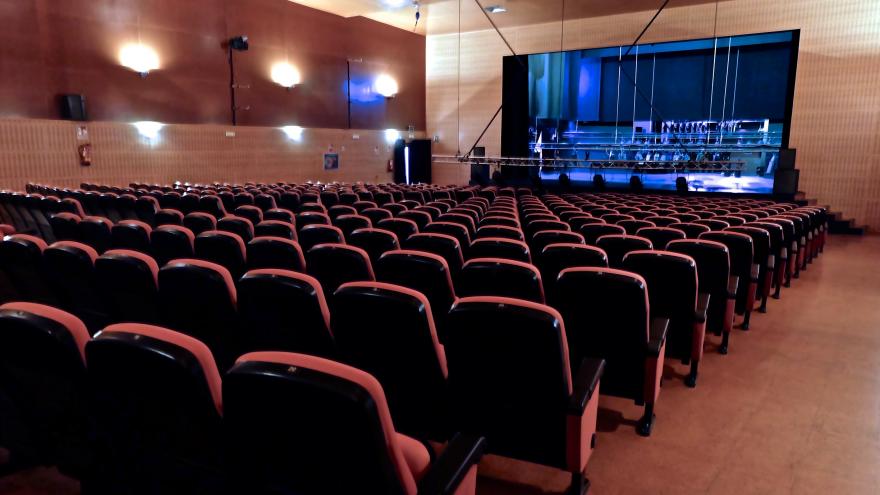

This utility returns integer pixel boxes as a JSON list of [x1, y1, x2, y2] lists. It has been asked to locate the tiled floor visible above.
[[1, 235, 878, 495]]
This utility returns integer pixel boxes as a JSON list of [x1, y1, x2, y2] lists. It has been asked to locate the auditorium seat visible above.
[[476, 224, 524, 241], [0, 234, 56, 304], [43, 241, 107, 332], [530, 230, 585, 255], [445, 297, 604, 493], [298, 224, 345, 252], [217, 216, 255, 243], [457, 258, 545, 303], [596, 234, 653, 268], [348, 228, 400, 265], [0, 302, 92, 478], [405, 233, 465, 275], [198, 195, 228, 219], [437, 213, 476, 238], [254, 219, 296, 240], [85, 323, 223, 494], [263, 208, 296, 224], [150, 225, 195, 266], [361, 207, 393, 225], [110, 219, 152, 253], [579, 223, 626, 245], [306, 243, 375, 295], [671, 222, 711, 239], [158, 259, 238, 370], [468, 237, 531, 263], [334, 214, 373, 238], [424, 221, 472, 251], [377, 218, 419, 243], [155, 208, 184, 226], [622, 251, 709, 387], [195, 230, 248, 279], [553, 268, 667, 436], [748, 221, 787, 299], [246, 237, 306, 272], [296, 211, 331, 228], [375, 250, 456, 340], [700, 231, 759, 329], [222, 352, 484, 494], [183, 212, 217, 236], [353, 200, 378, 212], [237, 269, 334, 356], [134, 196, 159, 225], [328, 204, 358, 221], [479, 215, 520, 229], [537, 243, 609, 290], [618, 219, 656, 235], [694, 219, 730, 231], [636, 227, 687, 250], [49, 212, 81, 241], [234, 205, 263, 226], [667, 240, 738, 354], [78, 216, 113, 253], [332, 281, 449, 440], [727, 226, 773, 313], [95, 249, 160, 324]]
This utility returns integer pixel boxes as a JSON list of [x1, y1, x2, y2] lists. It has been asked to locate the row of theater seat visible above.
[[0, 181, 826, 494]]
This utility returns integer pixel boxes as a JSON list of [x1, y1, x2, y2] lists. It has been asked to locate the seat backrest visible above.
[[197, 195, 228, 219], [305, 243, 375, 295], [49, 212, 81, 241], [334, 214, 372, 238], [156, 208, 185, 226], [110, 219, 152, 253], [537, 243, 609, 288], [530, 230, 585, 255], [618, 219, 656, 235], [445, 297, 571, 466], [423, 221, 471, 248], [158, 259, 238, 369], [150, 225, 195, 266], [78, 216, 113, 253], [635, 227, 686, 250], [223, 352, 424, 495], [43, 241, 106, 330], [0, 235, 55, 304], [234, 205, 263, 226], [405, 233, 464, 275], [348, 228, 400, 265], [670, 222, 711, 239], [377, 218, 419, 244], [264, 208, 296, 224], [328, 205, 358, 221], [458, 258, 545, 303], [298, 224, 345, 252], [246, 237, 306, 272], [468, 237, 531, 263], [553, 268, 648, 399], [579, 223, 626, 245], [596, 234, 653, 268], [195, 230, 248, 279], [217, 216, 254, 243], [183, 212, 217, 236], [96, 249, 160, 324], [476, 225, 524, 241], [0, 302, 92, 471]]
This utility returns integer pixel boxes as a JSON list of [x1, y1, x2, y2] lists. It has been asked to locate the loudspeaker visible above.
[[60, 94, 87, 121], [773, 169, 799, 195], [778, 148, 796, 170]]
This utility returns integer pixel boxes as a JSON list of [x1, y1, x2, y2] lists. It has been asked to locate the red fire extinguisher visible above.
[[78, 143, 92, 166]]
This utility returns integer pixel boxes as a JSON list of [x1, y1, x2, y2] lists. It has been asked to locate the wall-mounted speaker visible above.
[[773, 169, 799, 196], [60, 94, 87, 121]]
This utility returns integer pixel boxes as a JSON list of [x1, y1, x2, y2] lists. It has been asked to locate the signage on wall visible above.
[[323, 153, 339, 171]]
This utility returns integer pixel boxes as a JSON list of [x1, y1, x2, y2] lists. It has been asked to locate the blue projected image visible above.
[[522, 31, 799, 194]]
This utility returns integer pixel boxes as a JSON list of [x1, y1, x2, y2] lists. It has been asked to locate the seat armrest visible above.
[[567, 358, 605, 415], [750, 263, 760, 282], [767, 254, 775, 270], [727, 275, 739, 299], [417, 433, 486, 495], [694, 292, 710, 323], [780, 247, 788, 260], [647, 317, 669, 356]]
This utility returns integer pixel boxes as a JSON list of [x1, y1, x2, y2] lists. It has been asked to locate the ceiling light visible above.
[[119, 44, 160, 76], [281, 125, 304, 141], [133, 121, 164, 140], [485, 5, 507, 13], [382, 0, 409, 8], [374, 74, 399, 98], [271, 62, 302, 88], [385, 129, 401, 143]]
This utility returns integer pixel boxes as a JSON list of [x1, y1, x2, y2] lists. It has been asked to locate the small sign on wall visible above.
[[323, 153, 339, 171]]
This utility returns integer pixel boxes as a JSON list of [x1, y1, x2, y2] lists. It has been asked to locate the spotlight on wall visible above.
[[119, 44, 160, 77], [271, 62, 301, 89], [229, 36, 249, 51], [132, 121, 164, 141], [281, 125, 304, 141], [374, 74, 399, 99], [385, 128, 401, 143]]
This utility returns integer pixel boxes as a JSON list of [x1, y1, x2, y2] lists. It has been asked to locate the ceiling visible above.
[[288, 0, 722, 36]]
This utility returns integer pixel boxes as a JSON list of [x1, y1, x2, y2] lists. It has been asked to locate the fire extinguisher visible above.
[[78, 143, 92, 166]]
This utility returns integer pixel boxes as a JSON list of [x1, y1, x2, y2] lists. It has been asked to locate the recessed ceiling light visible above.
[[485, 5, 507, 13]]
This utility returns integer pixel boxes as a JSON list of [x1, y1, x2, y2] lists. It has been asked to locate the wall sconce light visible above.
[[119, 44, 160, 77], [133, 121, 164, 140], [374, 74, 399, 98], [271, 62, 302, 89], [384, 128, 401, 143], [281, 125, 304, 141]]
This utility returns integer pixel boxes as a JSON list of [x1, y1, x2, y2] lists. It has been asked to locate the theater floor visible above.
[[1, 235, 878, 495]]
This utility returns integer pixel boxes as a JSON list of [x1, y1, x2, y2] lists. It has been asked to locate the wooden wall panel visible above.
[[426, 0, 880, 230], [0, 119, 396, 190]]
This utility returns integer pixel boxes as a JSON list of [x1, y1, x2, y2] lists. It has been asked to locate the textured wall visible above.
[[426, 0, 880, 229], [0, 119, 396, 190], [0, 0, 425, 130]]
